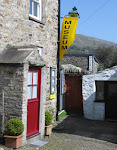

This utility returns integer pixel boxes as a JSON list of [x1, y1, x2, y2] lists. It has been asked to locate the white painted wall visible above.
[[83, 66, 117, 120]]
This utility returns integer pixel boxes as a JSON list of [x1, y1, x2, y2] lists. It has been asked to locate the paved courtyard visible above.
[[1, 114, 117, 150]]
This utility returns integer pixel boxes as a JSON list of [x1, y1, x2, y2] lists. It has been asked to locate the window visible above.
[[38, 47, 43, 57], [29, 0, 42, 21], [50, 68, 56, 94], [27, 71, 39, 99], [96, 81, 104, 101], [95, 81, 117, 102]]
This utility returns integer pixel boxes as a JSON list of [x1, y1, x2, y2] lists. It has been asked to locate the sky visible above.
[[61, 0, 117, 44]]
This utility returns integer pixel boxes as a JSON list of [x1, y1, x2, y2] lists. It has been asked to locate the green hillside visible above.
[[66, 34, 117, 55]]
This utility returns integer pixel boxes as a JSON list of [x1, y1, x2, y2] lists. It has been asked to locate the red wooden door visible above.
[[27, 69, 41, 137], [65, 75, 83, 114]]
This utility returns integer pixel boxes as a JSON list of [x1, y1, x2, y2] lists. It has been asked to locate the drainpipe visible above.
[[2, 90, 4, 134], [56, 0, 60, 121]]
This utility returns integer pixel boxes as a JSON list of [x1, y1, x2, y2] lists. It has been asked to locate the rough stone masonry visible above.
[[0, 0, 58, 144]]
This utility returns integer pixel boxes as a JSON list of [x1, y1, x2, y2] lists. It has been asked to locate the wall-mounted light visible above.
[[69, 6, 79, 17]]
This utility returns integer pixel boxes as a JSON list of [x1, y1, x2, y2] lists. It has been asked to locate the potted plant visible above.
[[4, 118, 24, 149], [45, 111, 53, 136]]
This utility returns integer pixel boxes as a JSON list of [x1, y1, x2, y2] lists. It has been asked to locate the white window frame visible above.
[[29, 0, 42, 21], [95, 81, 104, 101]]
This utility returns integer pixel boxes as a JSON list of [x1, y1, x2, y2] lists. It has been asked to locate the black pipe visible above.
[[56, 0, 60, 121]]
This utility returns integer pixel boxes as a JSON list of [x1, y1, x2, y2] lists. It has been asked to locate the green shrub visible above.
[[45, 111, 52, 126], [6, 118, 24, 136], [75, 64, 80, 67]]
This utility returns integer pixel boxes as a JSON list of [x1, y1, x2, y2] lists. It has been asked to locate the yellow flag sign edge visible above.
[[60, 17, 78, 60]]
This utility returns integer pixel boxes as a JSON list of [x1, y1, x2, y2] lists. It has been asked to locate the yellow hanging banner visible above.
[[59, 17, 78, 60]]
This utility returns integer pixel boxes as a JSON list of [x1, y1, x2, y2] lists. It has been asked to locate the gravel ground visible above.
[[1, 115, 117, 150]]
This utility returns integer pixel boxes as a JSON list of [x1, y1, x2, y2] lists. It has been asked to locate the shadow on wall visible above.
[[83, 92, 96, 120], [83, 92, 105, 121], [53, 114, 117, 144]]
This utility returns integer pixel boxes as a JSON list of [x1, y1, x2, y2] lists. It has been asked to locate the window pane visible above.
[[34, 2, 38, 17], [52, 70, 55, 77], [96, 81, 104, 100], [52, 79, 55, 84], [28, 72, 32, 85], [33, 72, 38, 85], [30, 0, 32, 15], [30, 0, 41, 20], [27, 86, 32, 99], [38, 47, 43, 56], [32, 86, 37, 98], [52, 86, 55, 93]]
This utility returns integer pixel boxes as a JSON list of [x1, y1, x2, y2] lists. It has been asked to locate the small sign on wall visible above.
[[50, 94, 55, 99], [50, 67, 56, 99], [89, 56, 93, 72]]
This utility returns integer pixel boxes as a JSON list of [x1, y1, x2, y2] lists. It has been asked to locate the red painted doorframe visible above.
[[27, 68, 41, 137]]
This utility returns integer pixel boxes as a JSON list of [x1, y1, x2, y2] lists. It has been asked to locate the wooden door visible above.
[[105, 82, 117, 119], [65, 75, 83, 114], [27, 69, 41, 137]]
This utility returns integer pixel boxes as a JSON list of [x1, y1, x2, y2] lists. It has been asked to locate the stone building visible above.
[[0, 0, 58, 144], [83, 66, 117, 120], [60, 64, 89, 114], [60, 54, 99, 73]]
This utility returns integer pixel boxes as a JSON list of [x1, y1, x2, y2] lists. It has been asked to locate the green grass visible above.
[[58, 111, 67, 120]]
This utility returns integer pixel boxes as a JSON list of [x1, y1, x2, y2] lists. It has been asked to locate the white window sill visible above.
[[29, 14, 45, 25]]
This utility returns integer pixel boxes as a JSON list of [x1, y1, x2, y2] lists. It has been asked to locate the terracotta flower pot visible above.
[[45, 124, 53, 136], [4, 134, 23, 148]]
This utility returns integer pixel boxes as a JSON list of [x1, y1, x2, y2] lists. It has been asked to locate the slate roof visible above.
[[61, 64, 90, 75], [0, 46, 46, 66]]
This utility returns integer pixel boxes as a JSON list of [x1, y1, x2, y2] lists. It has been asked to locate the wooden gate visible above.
[[27, 68, 41, 137], [65, 75, 83, 114]]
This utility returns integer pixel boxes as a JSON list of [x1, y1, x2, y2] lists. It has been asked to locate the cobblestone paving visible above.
[[1, 133, 117, 150], [1, 115, 117, 150]]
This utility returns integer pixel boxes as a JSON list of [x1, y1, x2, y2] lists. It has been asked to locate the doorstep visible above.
[[31, 140, 48, 147], [27, 133, 42, 144]]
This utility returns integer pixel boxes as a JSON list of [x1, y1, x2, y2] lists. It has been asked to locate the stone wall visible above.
[[82, 66, 117, 120], [0, 0, 58, 143], [93, 58, 99, 73], [60, 56, 89, 70], [0, 64, 24, 134], [0, 0, 58, 111], [60, 56, 99, 73]]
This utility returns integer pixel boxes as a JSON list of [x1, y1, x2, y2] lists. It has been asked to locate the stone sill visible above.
[[29, 15, 45, 25]]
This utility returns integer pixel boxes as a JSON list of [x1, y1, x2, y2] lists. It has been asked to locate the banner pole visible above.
[[56, 0, 60, 121]]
